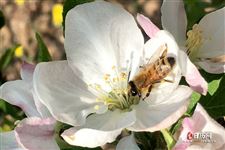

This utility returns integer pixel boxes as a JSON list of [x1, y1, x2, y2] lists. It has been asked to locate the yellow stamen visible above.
[[120, 72, 127, 80], [90, 66, 140, 111], [209, 55, 225, 63], [68, 135, 75, 141], [186, 24, 203, 60], [112, 66, 116, 70], [94, 105, 100, 110], [103, 74, 110, 81], [94, 84, 101, 90]]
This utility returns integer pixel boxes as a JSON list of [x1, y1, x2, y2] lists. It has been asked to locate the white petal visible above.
[[65, 1, 144, 84], [197, 7, 225, 58], [197, 60, 225, 74], [175, 104, 225, 150], [0, 80, 40, 117], [161, 0, 187, 46], [84, 110, 136, 131], [33, 61, 106, 126], [116, 134, 140, 150], [32, 91, 52, 118], [0, 131, 23, 150], [62, 127, 121, 148], [178, 50, 208, 95], [20, 62, 35, 81], [129, 85, 192, 132], [61, 110, 136, 148], [15, 117, 59, 150]]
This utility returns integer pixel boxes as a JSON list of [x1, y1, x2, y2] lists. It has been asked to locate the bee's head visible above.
[[167, 57, 175, 67], [128, 81, 141, 97]]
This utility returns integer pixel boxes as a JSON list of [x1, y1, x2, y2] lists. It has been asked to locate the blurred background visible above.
[[0, 0, 225, 133]]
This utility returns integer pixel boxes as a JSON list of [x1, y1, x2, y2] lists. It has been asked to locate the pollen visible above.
[[120, 72, 127, 80], [94, 105, 100, 110], [68, 135, 75, 141], [186, 24, 203, 60], [94, 84, 102, 90], [112, 65, 116, 70], [89, 66, 140, 111], [103, 74, 110, 81]]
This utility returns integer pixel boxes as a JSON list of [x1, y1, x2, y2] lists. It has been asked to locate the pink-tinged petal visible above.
[[174, 104, 225, 150], [173, 143, 189, 150], [0, 131, 23, 150], [136, 14, 160, 38], [0, 80, 41, 117], [194, 104, 225, 141], [197, 61, 225, 74], [61, 127, 121, 148], [161, 0, 187, 46], [33, 61, 105, 126], [116, 134, 140, 150], [182, 118, 194, 133], [15, 117, 59, 150], [20, 62, 35, 81], [178, 51, 208, 95], [129, 85, 192, 132]]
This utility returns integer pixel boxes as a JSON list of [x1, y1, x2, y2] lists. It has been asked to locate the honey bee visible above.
[[128, 44, 175, 99]]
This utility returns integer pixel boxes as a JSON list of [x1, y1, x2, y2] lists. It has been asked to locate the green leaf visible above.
[[0, 10, 5, 29], [0, 45, 19, 71], [35, 32, 52, 62], [134, 131, 166, 150], [0, 99, 6, 112], [200, 73, 225, 118], [186, 92, 201, 115], [161, 129, 175, 150], [62, 0, 94, 31], [62, 147, 102, 150], [184, 0, 225, 30]]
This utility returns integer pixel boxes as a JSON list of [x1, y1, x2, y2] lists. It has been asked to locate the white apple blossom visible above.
[[174, 103, 225, 150], [161, 0, 225, 74], [0, 63, 59, 150], [33, 1, 206, 148]]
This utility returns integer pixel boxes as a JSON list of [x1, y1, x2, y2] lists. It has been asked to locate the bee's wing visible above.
[[144, 44, 168, 66]]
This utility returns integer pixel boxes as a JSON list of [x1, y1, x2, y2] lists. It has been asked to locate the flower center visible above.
[[186, 24, 203, 60], [89, 66, 140, 111]]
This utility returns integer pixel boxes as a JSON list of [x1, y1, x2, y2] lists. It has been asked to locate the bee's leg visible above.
[[160, 44, 168, 59], [139, 65, 146, 69], [161, 79, 174, 83], [143, 85, 153, 100]]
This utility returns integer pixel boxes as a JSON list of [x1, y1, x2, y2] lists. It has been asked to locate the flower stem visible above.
[[161, 129, 176, 150]]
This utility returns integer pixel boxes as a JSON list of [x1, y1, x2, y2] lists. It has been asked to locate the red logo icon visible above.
[[187, 132, 193, 140]]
